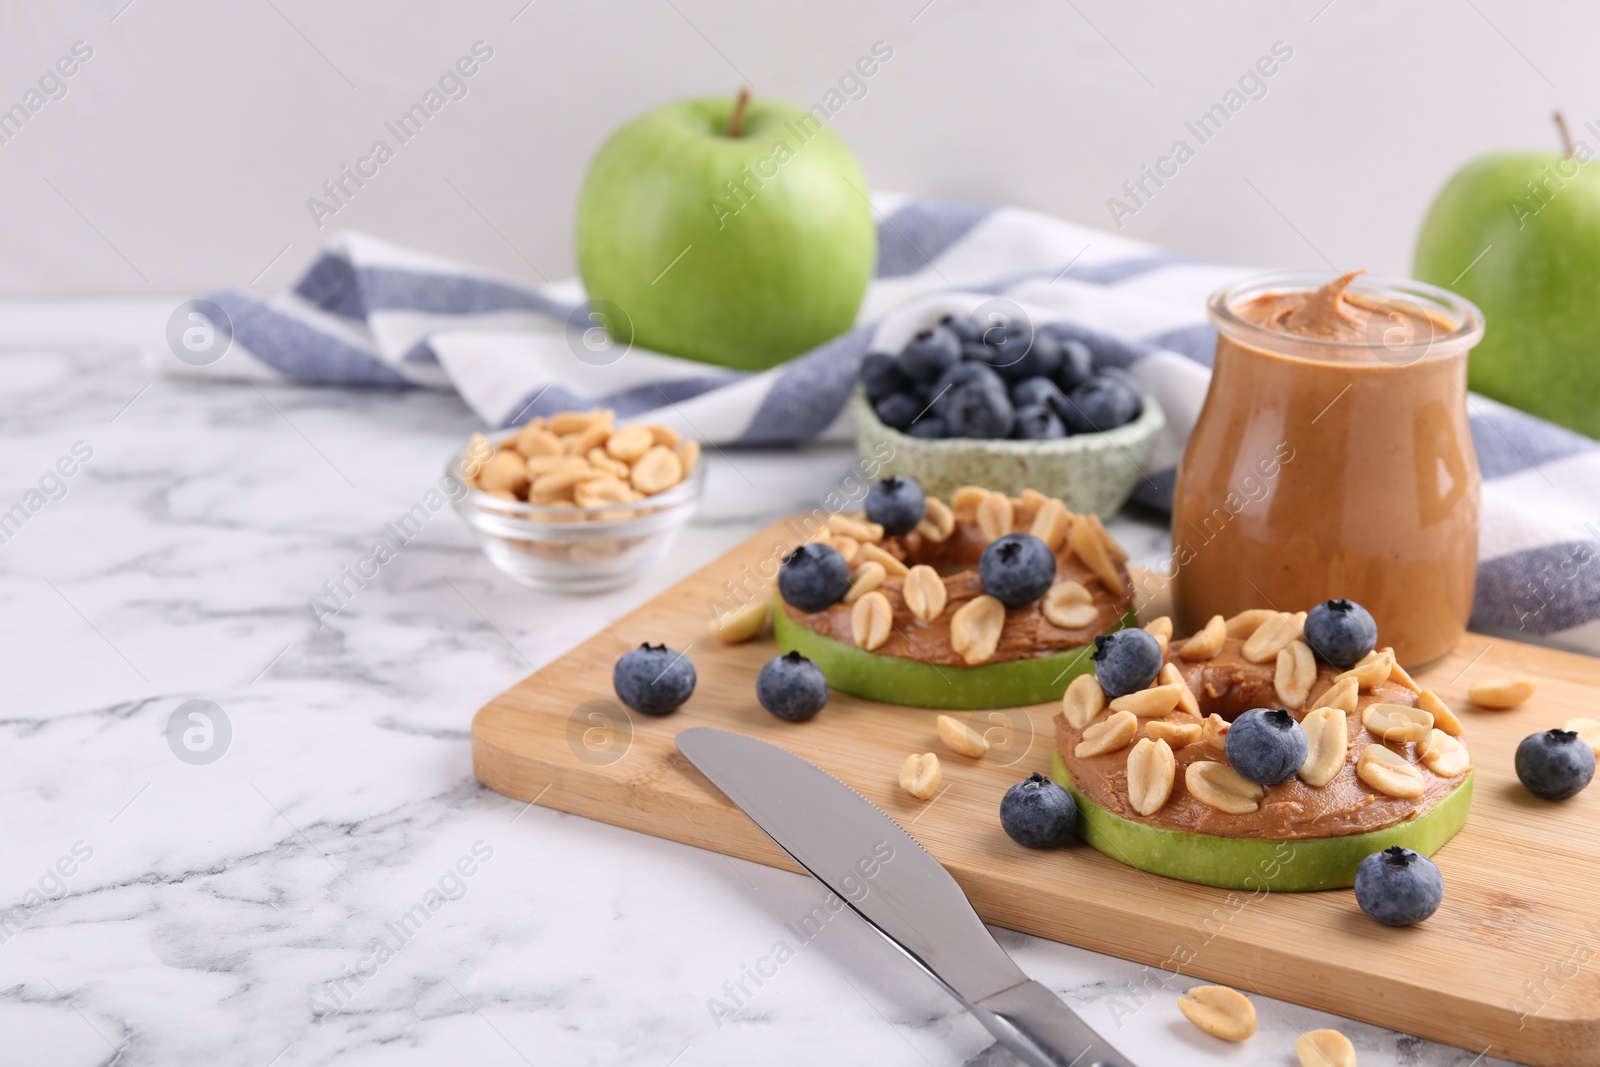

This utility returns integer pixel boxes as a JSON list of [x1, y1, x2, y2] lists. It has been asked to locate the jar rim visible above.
[[1205, 270, 1485, 364]]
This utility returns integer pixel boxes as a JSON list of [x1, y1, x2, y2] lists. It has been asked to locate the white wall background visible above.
[[0, 0, 1585, 296]]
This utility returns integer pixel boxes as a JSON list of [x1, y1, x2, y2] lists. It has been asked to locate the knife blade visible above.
[[675, 727, 1134, 1067]]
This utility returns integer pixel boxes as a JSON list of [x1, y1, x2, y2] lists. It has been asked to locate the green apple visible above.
[[1414, 132, 1600, 438], [575, 92, 876, 371], [771, 596, 1135, 710], [1052, 753, 1473, 891]]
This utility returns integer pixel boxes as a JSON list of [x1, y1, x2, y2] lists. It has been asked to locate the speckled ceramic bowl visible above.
[[851, 387, 1164, 516]]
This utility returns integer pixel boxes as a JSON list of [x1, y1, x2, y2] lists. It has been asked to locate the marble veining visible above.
[[0, 305, 1516, 1066]]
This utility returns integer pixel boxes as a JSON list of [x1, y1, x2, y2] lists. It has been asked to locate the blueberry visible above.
[[874, 392, 922, 432], [1054, 339, 1096, 393], [1515, 728, 1596, 800], [940, 383, 1014, 439], [1061, 375, 1143, 434], [997, 330, 1062, 382], [1224, 708, 1309, 785], [778, 542, 851, 612], [613, 643, 696, 716], [899, 325, 961, 382], [864, 475, 926, 536], [756, 651, 829, 722], [979, 533, 1056, 607], [860, 353, 910, 402], [938, 313, 982, 344], [1354, 846, 1444, 927], [960, 340, 995, 364], [1302, 598, 1378, 669], [1009, 376, 1069, 416], [933, 360, 1006, 403], [1012, 404, 1066, 440], [907, 417, 947, 439], [1092, 629, 1163, 698], [985, 324, 1039, 380], [1000, 772, 1077, 848]]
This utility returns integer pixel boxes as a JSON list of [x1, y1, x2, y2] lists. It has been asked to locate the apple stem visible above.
[[1555, 110, 1575, 159], [727, 87, 751, 138]]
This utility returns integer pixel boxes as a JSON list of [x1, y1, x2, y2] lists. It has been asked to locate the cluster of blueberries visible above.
[[861, 314, 1143, 441]]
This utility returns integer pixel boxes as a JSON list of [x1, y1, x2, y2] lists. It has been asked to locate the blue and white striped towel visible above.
[[157, 194, 1600, 655]]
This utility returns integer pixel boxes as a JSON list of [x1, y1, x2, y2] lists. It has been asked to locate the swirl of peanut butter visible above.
[[1236, 270, 1374, 342]]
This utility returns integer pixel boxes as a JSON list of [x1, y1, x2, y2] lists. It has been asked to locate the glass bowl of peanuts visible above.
[[449, 408, 706, 593]]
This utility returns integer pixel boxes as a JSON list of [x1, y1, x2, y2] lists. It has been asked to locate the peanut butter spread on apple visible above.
[[783, 489, 1133, 666], [1055, 631, 1471, 840]]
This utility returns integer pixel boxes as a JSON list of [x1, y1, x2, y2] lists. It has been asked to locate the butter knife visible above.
[[676, 727, 1134, 1067]]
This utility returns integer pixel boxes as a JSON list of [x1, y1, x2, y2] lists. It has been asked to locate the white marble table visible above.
[[0, 301, 1513, 1067]]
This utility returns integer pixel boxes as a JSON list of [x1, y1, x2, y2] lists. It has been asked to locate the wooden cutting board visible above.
[[473, 521, 1600, 1066]]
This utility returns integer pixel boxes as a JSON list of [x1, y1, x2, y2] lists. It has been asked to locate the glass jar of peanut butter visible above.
[[1173, 271, 1485, 668]]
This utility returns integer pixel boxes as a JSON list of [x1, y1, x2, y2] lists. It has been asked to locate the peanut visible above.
[[850, 591, 893, 651], [1146, 720, 1202, 748], [1186, 762, 1266, 814], [1310, 677, 1358, 714], [843, 561, 888, 604], [1061, 673, 1106, 729], [1298, 707, 1348, 788], [709, 597, 771, 644], [1241, 611, 1302, 664], [1160, 662, 1201, 717], [949, 595, 1005, 665], [1143, 616, 1173, 656], [1028, 498, 1071, 550], [1041, 581, 1098, 630], [860, 542, 909, 577], [915, 497, 955, 542], [1382, 647, 1421, 693], [1468, 676, 1537, 709], [1362, 703, 1434, 744], [480, 449, 532, 497], [1127, 737, 1176, 816], [1074, 709, 1138, 758], [1224, 608, 1277, 640], [630, 446, 684, 495], [903, 565, 949, 622], [1337, 650, 1394, 692], [604, 422, 655, 462], [976, 492, 1014, 541], [513, 423, 563, 458], [1356, 743, 1425, 798], [828, 513, 885, 544], [1201, 713, 1230, 756], [937, 714, 990, 758], [899, 753, 942, 800], [1296, 1028, 1356, 1067], [1069, 513, 1126, 595], [1180, 615, 1227, 660], [1420, 728, 1471, 778], [1416, 688, 1463, 736], [1109, 683, 1184, 718], [1178, 985, 1257, 1042], [1274, 639, 1316, 709], [951, 485, 989, 510]]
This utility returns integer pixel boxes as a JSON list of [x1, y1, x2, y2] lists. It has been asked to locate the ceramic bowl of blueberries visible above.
[[854, 314, 1164, 515]]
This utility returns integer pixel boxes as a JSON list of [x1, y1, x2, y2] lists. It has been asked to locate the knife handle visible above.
[[970, 980, 1135, 1067]]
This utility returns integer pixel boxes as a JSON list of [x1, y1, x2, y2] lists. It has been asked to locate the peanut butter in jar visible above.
[[1172, 271, 1486, 668]]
